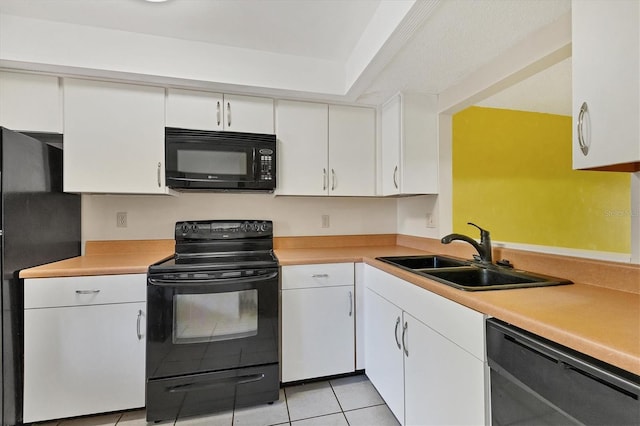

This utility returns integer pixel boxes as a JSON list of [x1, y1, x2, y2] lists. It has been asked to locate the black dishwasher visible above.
[[486, 318, 640, 425]]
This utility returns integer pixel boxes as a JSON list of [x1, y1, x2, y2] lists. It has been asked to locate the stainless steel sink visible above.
[[376, 255, 572, 291]]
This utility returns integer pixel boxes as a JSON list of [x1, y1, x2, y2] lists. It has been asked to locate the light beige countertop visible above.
[[19, 239, 174, 278], [19, 236, 640, 376]]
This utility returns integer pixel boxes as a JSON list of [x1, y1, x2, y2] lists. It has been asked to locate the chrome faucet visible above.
[[441, 223, 493, 264]]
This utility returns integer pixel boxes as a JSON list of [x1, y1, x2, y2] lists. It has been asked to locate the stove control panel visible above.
[[175, 220, 273, 240]]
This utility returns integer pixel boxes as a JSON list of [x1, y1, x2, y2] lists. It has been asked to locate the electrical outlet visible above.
[[321, 215, 330, 228], [426, 213, 436, 228], [116, 212, 127, 228]]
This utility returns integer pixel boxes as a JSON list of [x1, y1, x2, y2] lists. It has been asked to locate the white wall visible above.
[[81, 193, 397, 242]]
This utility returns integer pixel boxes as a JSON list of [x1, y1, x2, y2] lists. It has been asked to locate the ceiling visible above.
[[0, 0, 380, 61], [0, 0, 572, 113]]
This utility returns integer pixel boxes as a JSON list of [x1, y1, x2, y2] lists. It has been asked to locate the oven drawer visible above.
[[281, 263, 354, 289], [146, 363, 280, 423], [24, 274, 146, 309]]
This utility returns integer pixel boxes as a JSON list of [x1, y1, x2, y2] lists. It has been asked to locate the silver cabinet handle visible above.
[[331, 169, 336, 191], [136, 309, 144, 340], [75, 290, 100, 295], [157, 162, 162, 187], [227, 102, 231, 128], [393, 165, 399, 189], [394, 316, 401, 350], [402, 321, 408, 357], [311, 274, 329, 278], [348, 291, 353, 317], [216, 101, 221, 126], [323, 168, 327, 191], [577, 101, 590, 156]]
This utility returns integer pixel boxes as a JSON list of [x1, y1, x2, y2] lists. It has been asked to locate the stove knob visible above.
[[180, 223, 190, 234], [259, 223, 268, 232]]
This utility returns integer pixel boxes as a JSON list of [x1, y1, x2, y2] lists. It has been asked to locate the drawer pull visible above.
[[75, 290, 100, 295], [311, 274, 329, 278]]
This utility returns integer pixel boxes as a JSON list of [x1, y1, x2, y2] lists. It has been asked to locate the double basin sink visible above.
[[376, 255, 572, 291]]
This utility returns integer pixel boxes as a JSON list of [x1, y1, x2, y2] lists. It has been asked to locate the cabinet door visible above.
[[365, 289, 404, 425], [166, 88, 223, 131], [572, 0, 640, 169], [380, 94, 439, 195], [224, 94, 274, 134], [282, 286, 355, 382], [328, 105, 375, 196], [23, 302, 146, 422], [403, 312, 485, 426], [275, 100, 329, 195], [381, 96, 401, 195], [63, 79, 166, 193], [0, 71, 62, 132]]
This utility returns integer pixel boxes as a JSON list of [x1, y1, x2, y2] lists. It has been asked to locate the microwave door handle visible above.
[[253, 148, 258, 179], [148, 271, 278, 286]]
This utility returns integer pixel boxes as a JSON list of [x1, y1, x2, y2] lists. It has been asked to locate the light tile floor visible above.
[[34, 374, 400, 426]]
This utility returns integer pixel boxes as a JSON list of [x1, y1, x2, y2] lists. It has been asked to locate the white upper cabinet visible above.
[[275, 100, 328, 196], [0, 71, 62, 133], [328, 105, 376, 196], [275, 99, 375, 196], [166, 88, 274, 134], [63, 78, 168, 194], [572, 0, 640, 171], [381, 93, 438, 195]]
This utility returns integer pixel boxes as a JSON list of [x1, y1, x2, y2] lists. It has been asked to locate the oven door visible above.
[[146, 268, 279, 379]]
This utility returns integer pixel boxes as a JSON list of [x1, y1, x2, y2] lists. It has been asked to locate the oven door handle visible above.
[[167, 373, 266, 393], [148, 271, 278, 286]]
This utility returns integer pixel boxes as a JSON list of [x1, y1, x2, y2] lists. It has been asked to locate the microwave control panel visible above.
[[259, 148, 274, 181]]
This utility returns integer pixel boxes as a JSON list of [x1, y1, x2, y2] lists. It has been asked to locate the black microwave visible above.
[[165, 127, 276, 192]]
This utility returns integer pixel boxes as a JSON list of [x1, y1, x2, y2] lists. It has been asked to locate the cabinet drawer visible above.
[[24, 274, 146, 309], [281, 263, 354, 289]]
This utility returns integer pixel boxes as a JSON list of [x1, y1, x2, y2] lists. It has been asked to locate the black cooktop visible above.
[[149, 220, 278, 274]]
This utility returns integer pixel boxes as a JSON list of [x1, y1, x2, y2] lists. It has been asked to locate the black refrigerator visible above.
[[0, 127, 81, 426]]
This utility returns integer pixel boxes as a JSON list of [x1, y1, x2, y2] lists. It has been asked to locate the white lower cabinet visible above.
[[23, 274, 146, 423], [365, 289, 406, 424], [403, 312, 486, 426], [365, 265, 487, 426], [281, 263, 355, 382]]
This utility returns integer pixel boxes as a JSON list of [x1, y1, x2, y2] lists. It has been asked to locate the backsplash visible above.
[[452, 107, 631, 254], [81, 193, 397, 243]]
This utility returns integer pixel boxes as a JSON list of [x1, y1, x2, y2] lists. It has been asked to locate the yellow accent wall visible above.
[[452, 107, 631, 253]]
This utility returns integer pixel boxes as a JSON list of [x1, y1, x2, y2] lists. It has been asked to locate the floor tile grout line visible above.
[[287, 410, 344, 424], [328, 379, 345, 414], [328, 380, 351, 426], [283, 386, 292, 425]]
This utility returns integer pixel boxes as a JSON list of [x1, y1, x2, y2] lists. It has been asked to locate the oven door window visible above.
[[173, 289, 258, 344]]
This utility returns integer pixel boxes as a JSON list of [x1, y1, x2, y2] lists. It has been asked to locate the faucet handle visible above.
[[467, 222, 490, 241]]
